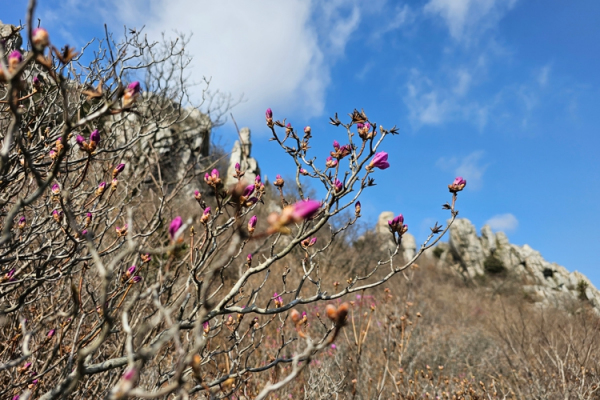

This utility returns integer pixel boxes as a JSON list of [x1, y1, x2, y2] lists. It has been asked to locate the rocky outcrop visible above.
[[226, 127, 261, 185], [0, 21, 23, 50], [436, 218, 600, 312], [375, 211, 416, 261], [106, 93, 211, 184]]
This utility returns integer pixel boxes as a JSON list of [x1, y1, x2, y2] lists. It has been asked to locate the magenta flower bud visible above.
[[99, 182, 106, 189], [126, 265, 136, 276], [47, 329, 55, 338], [368, 152, 390, 170], [325, 156, 338, 168], [51, 183, 60, 195], [334, 179, 343, 192], [357, 122, 364, 130], [304, 126, 311, 135], [81, 229, 88, 236], [8, 50, 22, 66], [355, 201, 361, 215], [127, 81, 141, 95], [309, 237, 317, 246], [388, 214, 407, 234], [132, 276, 142, 283], [203, 207, 211, 216], [115, 163, 125, 173], [204, 172, 210, 182], [76, 135, 85, 148], [203, 321, 210, 334], [235, 162, 241, 171], [33, 75, 40, 85], [17, 216, 26, 229], [168, 216, 183, 240], [247, 253, 252, 263], [286, 122, 292, 129], [12, 395, 20, 400], [86, 212, 93, 219], [276, 174, 282, 180], [89, 129, 100, 144], [291, 200, 320, 221], [194, 190, 202, 201], [333, 140, 340, 151], [248, 215, 257, 233], [265, 108, 273, 119], [453, 177, 466, 186], [299, 168, 309, 176], [49, 149, 56, 159], [123, 368, 136, 381], [255, 175, 261, 184], [211, 169, 219, 179], [448, 176, 467, 193], [243, 184, 255, 198], [32, 28, 50, 48]]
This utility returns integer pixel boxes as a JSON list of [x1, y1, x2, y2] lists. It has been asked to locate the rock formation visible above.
[[226, 127, 261, 185], [375, 211, 416, 261], [0, 21, 23, 50], [435, 218, 600, 312]]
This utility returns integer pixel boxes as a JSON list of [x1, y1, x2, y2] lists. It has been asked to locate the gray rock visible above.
[[375, 211, 416, 261], [440, 218, 600, 313], [226, 127, 261, 185], [0, 21, 22, 50]]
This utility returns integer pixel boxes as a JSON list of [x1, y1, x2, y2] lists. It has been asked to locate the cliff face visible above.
[[434, 218, 600, 311]]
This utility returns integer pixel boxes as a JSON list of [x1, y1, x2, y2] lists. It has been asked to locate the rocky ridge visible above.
[[435, 218, 600, 312]]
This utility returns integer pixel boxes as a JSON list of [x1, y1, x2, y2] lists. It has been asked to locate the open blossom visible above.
[[367, 152, 390, 170], [268, 199, 321, 234], [169, 216, 183, 240], [32, 27, 50, 49], [248, 215, 257, 234], [448, 176, 467, 193]]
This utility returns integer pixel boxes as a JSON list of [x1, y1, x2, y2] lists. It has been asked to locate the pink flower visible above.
[[368, 152, 389, 170], [299, 168, 309, 176], [309, 237, 317, 246], [388, 214, 408, 235], [325, 156, 338, 168], [333, 140, 340, 151], [76, 135, 85, 148], [8, 51, 22, 67], [168, 216, 183, 240], [47, 329, 55, 338], [265, 108, 273, 119], [334, 179, 343, 192], [448, 176, 467, 193], [291, 200, 321, 221]]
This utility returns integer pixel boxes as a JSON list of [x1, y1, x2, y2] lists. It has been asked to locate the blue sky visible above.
[[5, 0, 600, 284]]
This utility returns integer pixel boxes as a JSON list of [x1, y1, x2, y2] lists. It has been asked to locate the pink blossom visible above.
[[368, 152, 390, 170], [168, 216, 183, 240]]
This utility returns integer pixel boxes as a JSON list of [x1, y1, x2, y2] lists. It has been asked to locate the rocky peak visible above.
[[435, 218, 600, 312], [226, 127, 260, 185]]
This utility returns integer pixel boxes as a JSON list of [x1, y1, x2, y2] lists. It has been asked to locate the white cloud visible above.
[[424, 0, 518, 42], [537, 64, 551, 87], [75, 0, 368, 130], [485, 213, 518, 232], [404, 69, 489, 129], [436, 150, 489, 190]]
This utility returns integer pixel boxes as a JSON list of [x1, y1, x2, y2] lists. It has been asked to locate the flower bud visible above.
[[112, 163, 125, 178], [111, 178, 118, 191], [200, 207, 211, 224], [265, 108, 273, 127], [32, 28, 50, 50], [203, 321, 210, 335], [51, 183, 60, 195], [140, 253, 151, 263], [96, 181, 106, 196], [123, 81, 141, 107], [290, 309, 301, 325], [17, 216, 26, 229], [299, 168, 309, 176], [194, 190, 202, 202], [169, 216, 183, 240], [132, 275, 142, 283], [116, 224, 128, 237], [247, 253, 252, 265], [304, 126, 311, 136], [355, 201, 361, 216], [8, 51, 22, 72], [52, 209, 62, 223], [334, 179, 343, 193], [84, 212, 93, 227], [248, 215, 257, 234], [448, 176, 467, 193], [325, 156, 338, 168], [274, 174, 284, 188]]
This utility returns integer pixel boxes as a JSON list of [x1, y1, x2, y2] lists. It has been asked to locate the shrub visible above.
[[484, 254, 506, 274], [0, 4, 465, 399]]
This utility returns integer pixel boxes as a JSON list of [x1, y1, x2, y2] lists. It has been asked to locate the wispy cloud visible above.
[[536, 64, 551, 87], [485, 213, 518, 232], [424, 0, 518, 43], [436, 150, 489, 190]]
